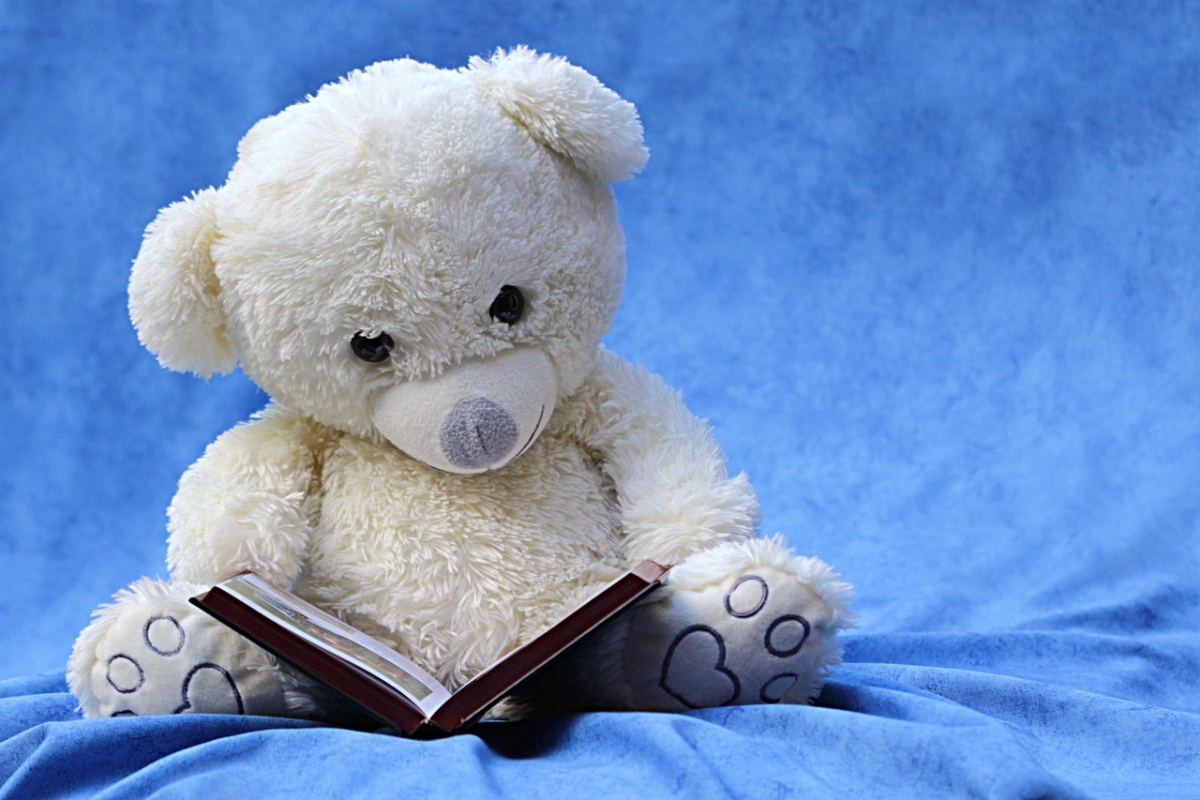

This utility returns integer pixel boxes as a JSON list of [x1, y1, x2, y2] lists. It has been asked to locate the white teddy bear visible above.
[[68, 47, 853, 723]]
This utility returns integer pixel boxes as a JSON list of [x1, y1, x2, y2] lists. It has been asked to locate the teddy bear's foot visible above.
[[68, 578, 291, 719], [620, 536, 854, 711]]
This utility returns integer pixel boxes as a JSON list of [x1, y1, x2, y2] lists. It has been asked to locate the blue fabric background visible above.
[[2, 1, 1198, 797]]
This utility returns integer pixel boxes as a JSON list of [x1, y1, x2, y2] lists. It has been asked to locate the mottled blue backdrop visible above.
[[2, 2, 1198, 797]]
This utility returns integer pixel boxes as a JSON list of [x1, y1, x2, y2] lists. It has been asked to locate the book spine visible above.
[[428, 560, 667, 732]]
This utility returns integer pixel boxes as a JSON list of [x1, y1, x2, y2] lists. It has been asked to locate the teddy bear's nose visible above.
[[439, 397, 521, 470]]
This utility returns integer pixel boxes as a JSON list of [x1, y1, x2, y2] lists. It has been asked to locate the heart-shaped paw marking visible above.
[[637, 563, 839, 711], [659, 625, 741, 709], [172, 663, 245, 715]]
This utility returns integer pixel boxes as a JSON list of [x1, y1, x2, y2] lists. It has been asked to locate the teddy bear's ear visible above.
[[127, 187, 236, 377], [465, 46, 648, 182]]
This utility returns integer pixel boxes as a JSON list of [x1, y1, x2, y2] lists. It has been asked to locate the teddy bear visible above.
[[67, 47, 854, 724]]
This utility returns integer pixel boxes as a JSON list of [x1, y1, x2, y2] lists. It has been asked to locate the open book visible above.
[[189, 561, 667, 736]]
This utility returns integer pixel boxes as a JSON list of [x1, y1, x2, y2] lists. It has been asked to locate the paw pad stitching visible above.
[[723, 574, 768, 618], [172, 662, 245, 715], [143, 615, 186, 656], [765, 614, 811, 657], [759, 672, 799, 703], [659, 624, 741, 709], [105, 654, 145, 694], [101, 612, 250, 717]]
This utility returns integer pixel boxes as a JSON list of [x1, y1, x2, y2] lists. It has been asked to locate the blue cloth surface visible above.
[[2, 1, 1199, 797]]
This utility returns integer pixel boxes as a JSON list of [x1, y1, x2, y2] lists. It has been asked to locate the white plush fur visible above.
[[466, 47, 649, 182], [128, 188, 234, 377], [166, 405, 329, 588], [666, 534, 856, 620], [75, 49, 851, 715]]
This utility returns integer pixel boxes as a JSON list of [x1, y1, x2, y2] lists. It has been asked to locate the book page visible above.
[[428, 560, 667, 732], [223, 575, 452, 717]]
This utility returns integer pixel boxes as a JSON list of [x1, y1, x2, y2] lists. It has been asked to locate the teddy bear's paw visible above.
[[68, 578, 288, 719], [623, 537, 854, 711]]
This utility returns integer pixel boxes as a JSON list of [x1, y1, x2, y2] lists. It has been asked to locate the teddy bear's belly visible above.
[[295, 431, 625, 688]]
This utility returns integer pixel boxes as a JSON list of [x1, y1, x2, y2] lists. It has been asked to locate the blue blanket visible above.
[[2, 1, 1198, 797]]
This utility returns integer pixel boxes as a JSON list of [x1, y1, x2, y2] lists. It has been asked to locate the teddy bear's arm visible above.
[[577, 348, 762, 565], [165, 404, 332, 588]]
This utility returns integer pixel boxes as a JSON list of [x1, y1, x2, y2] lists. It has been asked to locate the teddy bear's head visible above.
[[128, 48, 646, 474]]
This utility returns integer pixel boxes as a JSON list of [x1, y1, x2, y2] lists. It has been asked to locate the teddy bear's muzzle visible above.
[[369, 347, 557, 474], [439, 396, 521, 470]]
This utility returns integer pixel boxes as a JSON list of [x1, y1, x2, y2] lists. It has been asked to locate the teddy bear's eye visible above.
[[350, 331, 394, 363], [489, 286, 526, 326]]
